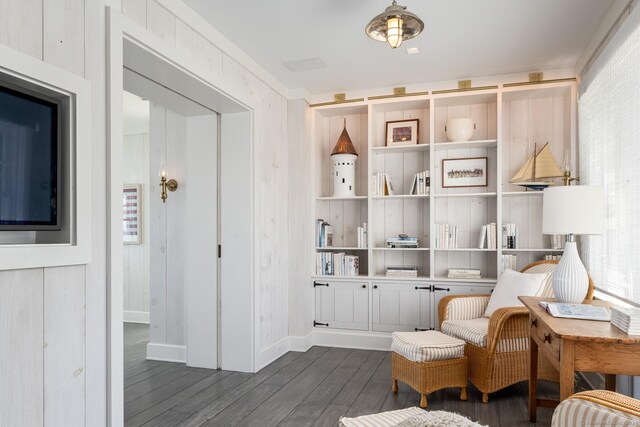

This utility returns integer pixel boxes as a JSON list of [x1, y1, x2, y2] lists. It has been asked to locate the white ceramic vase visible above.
[[551, 241, 589, 303], [445, 118, 475, 142]]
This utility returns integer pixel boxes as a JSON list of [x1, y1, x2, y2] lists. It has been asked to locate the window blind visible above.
[[578, 8, 640, 305]]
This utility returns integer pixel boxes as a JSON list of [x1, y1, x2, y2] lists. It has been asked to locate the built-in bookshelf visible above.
[[310, 79, 576, 334]]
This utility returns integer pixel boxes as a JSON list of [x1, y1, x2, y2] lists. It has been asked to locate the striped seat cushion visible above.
[[441, 318, 528, 352], [525, 263, 557, 298], [391, 330, 465, 362], [339, 407, 425, 427], [552, 395, 640, 427]]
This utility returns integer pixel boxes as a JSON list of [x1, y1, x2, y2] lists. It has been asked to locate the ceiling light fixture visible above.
[[365, 0, 424, 49]]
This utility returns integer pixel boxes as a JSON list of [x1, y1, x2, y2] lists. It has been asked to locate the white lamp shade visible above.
[[542, 186, 604, 235]]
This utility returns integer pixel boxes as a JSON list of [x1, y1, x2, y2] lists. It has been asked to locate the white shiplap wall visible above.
[[0, 0, 293, 425], [123, 133, 151, 320]]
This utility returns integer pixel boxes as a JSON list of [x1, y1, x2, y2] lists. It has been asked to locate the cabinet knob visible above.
[[531, 319, 538, 328], [544, 333, 552, 344], [373, 285, 378, 289], [362, 284, 366, 289]]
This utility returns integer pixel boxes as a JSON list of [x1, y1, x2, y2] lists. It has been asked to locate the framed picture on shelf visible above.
[[122, 184, 141, 244], [442, 157, 488, 188], [385, 119, 419, 146]]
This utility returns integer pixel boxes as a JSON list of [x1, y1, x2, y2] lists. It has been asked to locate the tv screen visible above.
[[0, 84, 59, 230]]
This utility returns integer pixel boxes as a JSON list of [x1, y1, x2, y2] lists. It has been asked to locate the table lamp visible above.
[[542, 186, 604, 303]]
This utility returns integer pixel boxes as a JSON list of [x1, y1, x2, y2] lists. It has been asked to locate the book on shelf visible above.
[[372, 173, 395, 196], [501, 223, 518, 249], [316, 219, 332, 248], [611, 306, 640, 335], [435, 224, 458, 249], [386, 235, 419, 248], [316, 252, 359, 276], [449, 268, 480, 275], [356, 222, 368, 248], [409, 170, 430, 195], [447, 274, 482, 279], [501, 254, 517, 271], [538, 301, 611, 321], [386, 266, 418, 277], [477, 222, 497, 249], [544, 254, 562, 261]]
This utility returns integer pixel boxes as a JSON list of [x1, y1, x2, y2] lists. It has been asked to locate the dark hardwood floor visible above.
[[124, 323, 586, 426]]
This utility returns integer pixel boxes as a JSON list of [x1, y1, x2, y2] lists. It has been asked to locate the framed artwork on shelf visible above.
[[442, 157, 488, 188], [122, 184, 141, 244], [385, 119, 419, 146]]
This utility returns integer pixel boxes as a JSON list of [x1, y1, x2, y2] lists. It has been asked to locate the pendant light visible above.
[[365, 1, 424, 49]]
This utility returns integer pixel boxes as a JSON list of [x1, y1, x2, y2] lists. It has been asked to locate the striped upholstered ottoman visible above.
[[391, 330, 467, 408]]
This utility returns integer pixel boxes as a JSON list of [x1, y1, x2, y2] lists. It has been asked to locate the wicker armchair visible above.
[[438, 260, 595, 403], [552, 390, 640, 426]]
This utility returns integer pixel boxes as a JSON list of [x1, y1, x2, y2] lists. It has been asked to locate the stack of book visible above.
[[434, 224, 458, 249], [385, 235, 419, 248], [543, 254, 562, 261], [501, 254, 517, 271], [386, 266, 418, 278], [611, 306, 640, 335], [501, 223, 519, 249], [477, 223, 497, 249], [316, 219, 333, 247], [372, 173, 395, 196], [409, 170, 430, 195], [447, 268, 481, 279], [356, 223, 368, 248], [315, 253, 359, 276]]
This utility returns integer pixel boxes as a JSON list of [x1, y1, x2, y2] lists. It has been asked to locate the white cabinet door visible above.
[[432, 283, 494, 329], [314, 281, 369, 330], [372, 282, 432, 332]]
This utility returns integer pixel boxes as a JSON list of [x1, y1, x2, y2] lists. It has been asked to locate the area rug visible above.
[[339, 406, 487, 427]]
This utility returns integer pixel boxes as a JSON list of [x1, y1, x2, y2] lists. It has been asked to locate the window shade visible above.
[[578, 9, 640, 305]]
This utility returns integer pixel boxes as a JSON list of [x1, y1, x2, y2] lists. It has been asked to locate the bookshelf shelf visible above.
[[370, 274, 431, 282], [371, 195, 430, 200], [433, 192, 497, 199], [432, 139, 498, 151], [433, 248, 498, 252], [371, 144, 430, 155], [433, 277, 498, 284], [372, 247, 430, 251], [315, 247, 368, 251], [501, 248, 564, 252], [316, 196, 367, 201], [502, 191, 544, 197]]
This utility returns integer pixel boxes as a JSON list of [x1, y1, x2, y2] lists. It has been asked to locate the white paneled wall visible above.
[[148, 103, 186, 350], [0, 0, 293, 424], [123, 133, 151, 321]]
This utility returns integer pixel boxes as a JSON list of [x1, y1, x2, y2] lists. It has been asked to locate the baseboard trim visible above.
[[123, 310, 150, 324], [146, 343, 187, 363], [255, 336, 290, 372], [288, 333, 313, 352], [312, 329, 392, 351]]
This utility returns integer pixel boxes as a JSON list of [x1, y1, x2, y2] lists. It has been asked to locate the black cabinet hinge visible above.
[[313, 281, 330, 287], [432, 286, 450, 292], [414, 285, 432, 291], [218, 244, 221, 258], [314, 321, 329, 327]]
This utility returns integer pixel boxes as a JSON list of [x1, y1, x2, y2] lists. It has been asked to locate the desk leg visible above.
[[559, 340, 575, 401], [529, 336, 538, 422], [605, 374, 616, 392]]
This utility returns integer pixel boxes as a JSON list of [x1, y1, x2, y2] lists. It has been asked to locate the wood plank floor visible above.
[[124, 323, 588, 426]]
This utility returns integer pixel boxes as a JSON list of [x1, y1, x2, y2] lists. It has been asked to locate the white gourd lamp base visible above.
[[552, 236, 589, 304]]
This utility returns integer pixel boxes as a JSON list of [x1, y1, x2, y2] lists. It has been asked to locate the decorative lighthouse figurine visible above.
[[331, 119, 358, 197]]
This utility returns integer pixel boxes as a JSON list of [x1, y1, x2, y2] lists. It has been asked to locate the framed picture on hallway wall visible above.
[[123, 184, 141, 244]]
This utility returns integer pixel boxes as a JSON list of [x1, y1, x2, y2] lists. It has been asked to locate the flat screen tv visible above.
[[0, 83, 61, 230]]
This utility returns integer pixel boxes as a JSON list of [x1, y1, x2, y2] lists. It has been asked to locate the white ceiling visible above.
[[183, 0, 615, 95]]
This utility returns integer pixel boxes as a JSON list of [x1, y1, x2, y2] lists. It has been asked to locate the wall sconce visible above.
[[159, 161, 178, 203]]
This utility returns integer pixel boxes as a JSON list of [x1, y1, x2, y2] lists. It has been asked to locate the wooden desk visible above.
[[519, 296, 640, 422]]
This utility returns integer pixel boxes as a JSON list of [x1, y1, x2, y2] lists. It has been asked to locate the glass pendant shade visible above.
[[365, 1, 424, 48], [386, 17, 403, 48]]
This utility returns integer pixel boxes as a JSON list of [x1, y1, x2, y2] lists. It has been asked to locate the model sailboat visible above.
[[510, 142, 563, 190]]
